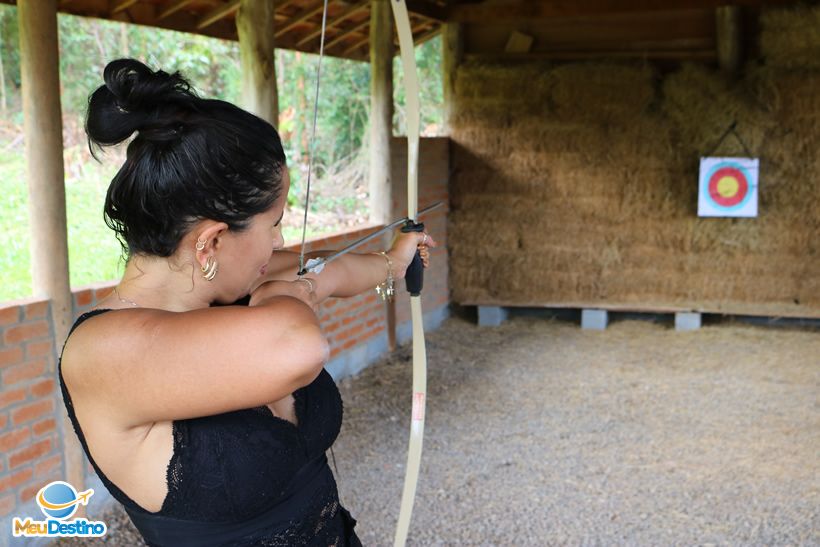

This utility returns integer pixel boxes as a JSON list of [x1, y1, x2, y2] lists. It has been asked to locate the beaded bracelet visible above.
[[372, 251, 395, 302]]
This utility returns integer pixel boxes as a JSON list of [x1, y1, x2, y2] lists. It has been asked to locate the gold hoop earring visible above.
[[195, 239, 206, 251], [201, 256, 218, 281]]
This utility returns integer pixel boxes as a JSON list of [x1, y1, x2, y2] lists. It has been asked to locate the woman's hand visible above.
[[249, 278, 320, 312], [387, 231, 437, 279]]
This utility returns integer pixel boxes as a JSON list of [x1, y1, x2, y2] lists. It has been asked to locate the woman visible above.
[[58, 59, 434, 546]]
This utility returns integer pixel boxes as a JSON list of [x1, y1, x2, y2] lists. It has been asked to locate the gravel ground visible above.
[[54, 314, 819, 546]]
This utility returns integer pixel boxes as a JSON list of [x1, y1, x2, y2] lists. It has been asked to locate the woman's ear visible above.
[[193, 222, 229, 265]]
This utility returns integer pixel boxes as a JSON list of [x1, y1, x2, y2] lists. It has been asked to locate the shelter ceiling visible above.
[[0, 0, 804, 62], [0, 0, 449, 61]]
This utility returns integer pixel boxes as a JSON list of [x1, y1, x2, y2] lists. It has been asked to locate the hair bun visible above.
[[104, 58, 190, 113], [86, 58, 194, 149]]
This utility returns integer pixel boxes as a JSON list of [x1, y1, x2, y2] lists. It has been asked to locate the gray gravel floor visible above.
[[55, 315, 819, 546]]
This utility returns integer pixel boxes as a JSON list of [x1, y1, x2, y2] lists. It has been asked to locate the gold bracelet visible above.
[[372, 251, 394, 302]]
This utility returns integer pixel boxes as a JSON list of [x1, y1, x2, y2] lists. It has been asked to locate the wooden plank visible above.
[[406, 0, 446, 22], [197, 0, 240, 30], [463, 9, 715, 54], [464, 49, 716, 60], [716, 6, 743, 74], [327, 17, 369, 51], [295, 0, 370, 48], [111, 0, 138, 14], [275, 1, 326, 38], [157, 0, 195, 20], [451, 0, 800, 23], [459, 301, 820, 319]]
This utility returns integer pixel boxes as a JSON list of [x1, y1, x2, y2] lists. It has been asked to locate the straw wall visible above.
[[449, 6, 820, 318]]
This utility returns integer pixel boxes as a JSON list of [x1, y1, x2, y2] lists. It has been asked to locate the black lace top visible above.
[[58, 309, 361, 546]]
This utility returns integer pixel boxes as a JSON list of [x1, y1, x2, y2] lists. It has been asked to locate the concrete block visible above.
[[478, 306, 508, 327], [581, 309, 608, 330], [675, 312, 702, 331]]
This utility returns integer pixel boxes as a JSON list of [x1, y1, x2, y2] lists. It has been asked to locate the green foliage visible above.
[[0, 5, 443, 301]]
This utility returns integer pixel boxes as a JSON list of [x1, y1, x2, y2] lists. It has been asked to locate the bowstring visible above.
[[298, 0, 331, 275]]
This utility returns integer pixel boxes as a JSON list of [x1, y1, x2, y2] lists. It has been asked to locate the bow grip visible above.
[[401, 220, 425, 296]]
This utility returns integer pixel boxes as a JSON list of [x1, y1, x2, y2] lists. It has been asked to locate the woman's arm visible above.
[[251, 231, 435, 303]]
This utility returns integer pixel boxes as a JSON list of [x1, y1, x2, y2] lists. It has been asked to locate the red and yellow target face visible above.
[[698, 157, 759, 217], [708, 166, 748, 207]]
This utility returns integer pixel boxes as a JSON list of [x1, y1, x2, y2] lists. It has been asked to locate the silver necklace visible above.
[[113, 286, 139, 308]]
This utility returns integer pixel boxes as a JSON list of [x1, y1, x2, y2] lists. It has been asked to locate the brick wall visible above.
[[0, 137, 449, 530]]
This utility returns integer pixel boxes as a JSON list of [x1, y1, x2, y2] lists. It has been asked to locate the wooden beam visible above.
[[406, 0, 447, 22], [17, 0, 79, 517], [716, 5, 742, 75], [464, 49, 716, 60], [237, 0, 277, 125], [328, 17, 370, 51], [111, 0, 138, 14], [451, 0, 798, 22], [197, 0, 240, 30], [369, 0, 393, 226], [275, 2, 326, 39], [157, 0, 195, 20], [412, 23, 441, 46], [295, 0, 370, 48], [442, 22, 462, 132]]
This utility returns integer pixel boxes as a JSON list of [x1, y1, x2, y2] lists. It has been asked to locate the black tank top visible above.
[[58, 309, 361, 546]]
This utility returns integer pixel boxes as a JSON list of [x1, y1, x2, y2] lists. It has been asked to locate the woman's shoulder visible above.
[[60, 300, 329, 428]]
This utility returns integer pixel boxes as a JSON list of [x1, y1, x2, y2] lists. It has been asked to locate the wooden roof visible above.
[[0, 0, 449, 61], [0, 0, 803, 62]]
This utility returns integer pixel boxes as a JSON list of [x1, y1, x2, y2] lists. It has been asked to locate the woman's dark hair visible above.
[[86, 58, 286, 258]]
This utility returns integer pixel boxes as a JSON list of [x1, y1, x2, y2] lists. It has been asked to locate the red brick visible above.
[[4, 321, 49, 345], [20, 472, 61, 503], [23, 301, 48, 320], [9, 438, 53, 469], [2, 359, 47, 386], [95, 286, 114, 300], [32, 417, 56, 437], [34, 453, 62, 476], [0, 427, 31, 453], [25, 340, 53, 360], [0, 387, 26, 410], [0, 466, 33, 492], [11, 399, 54, 426], [0, 414, 7, 430], [0, 494, 15, 517], [29, 378, 55, 398], [341, 339, 358, 350], [0, 307, 20, 326], [341, 316, 357, 326], [0, 346, 24, 368], [324, 322, 340, 334], [74, 289, 93, 307]]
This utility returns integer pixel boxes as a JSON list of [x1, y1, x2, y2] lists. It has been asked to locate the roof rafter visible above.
[[197, 0, 240, 30], [295, 0, 370, 48], [157, 0, 196, 21], [275, 2, 326, 39]]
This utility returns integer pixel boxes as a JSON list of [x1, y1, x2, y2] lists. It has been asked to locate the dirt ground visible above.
[[55, 313, 819, 546]]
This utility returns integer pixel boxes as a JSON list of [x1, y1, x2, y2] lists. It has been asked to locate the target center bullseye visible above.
[[717, 176, 739, 198]]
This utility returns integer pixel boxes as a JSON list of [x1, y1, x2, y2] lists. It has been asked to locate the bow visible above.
[[389, 2, 427, 545]]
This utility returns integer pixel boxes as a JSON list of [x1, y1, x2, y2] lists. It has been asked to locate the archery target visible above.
[[698, 157, 759, 217]]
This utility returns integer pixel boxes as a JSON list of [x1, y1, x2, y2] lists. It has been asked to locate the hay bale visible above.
[[759, 5, 820, 70], [548, 63, 656, 125], [662, 64, 772, 159]]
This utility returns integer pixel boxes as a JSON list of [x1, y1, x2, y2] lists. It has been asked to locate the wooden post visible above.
[[716, 6, 742, 75], [370, 0, 396, 348], [369, 0, 393, 226], [442, 23, 463, 132], [17, 0, 81, 507], [236, 0, 278, 126]]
